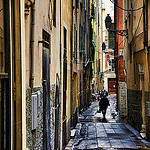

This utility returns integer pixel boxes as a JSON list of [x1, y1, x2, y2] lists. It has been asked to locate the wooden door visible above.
[[108, 78, 116, 94]]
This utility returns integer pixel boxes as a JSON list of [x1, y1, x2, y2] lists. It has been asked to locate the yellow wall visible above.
[[92, 0, 103, 91], [124, 0, 149, 91]]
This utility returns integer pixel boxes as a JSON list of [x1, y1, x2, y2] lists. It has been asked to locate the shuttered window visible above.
[[79, 25, 83, 52], [53, 0, 56, 27]]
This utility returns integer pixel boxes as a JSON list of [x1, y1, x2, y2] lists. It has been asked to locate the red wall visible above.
[[114, 0, 125, 82]]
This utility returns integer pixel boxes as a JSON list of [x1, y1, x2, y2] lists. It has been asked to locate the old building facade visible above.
[[25, 0, 91, 149], [123, 0, 150, 140], [114, 0, 126, 118], [91, 0, 103, 93], [0, 0, 107, 149], [0, 0, 26, 149], [25, 0, 61, 149]]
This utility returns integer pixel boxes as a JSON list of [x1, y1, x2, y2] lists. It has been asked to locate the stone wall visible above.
[[26, 87, 43, 150], [50, 84, 56, 150], [145, 91, 150, 141], [26, 84, 61, 149], [50, 83, 61, 150], [127, 89, 142, 132]]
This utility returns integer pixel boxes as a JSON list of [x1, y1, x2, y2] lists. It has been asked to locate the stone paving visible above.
[[65, 95, 150, 150]]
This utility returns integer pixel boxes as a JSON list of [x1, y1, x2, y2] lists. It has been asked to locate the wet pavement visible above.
[[65, 95, 150, 150]]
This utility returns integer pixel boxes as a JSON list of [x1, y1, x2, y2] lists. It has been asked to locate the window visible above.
[[53, 0, 56, 27], [42, 30, 51, 63], [112, 59, 115, 72], [76, 0, 79, 9], [43, 30, 50, 49]]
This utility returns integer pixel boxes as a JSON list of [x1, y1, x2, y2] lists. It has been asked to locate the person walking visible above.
[[99, 93, 110, 119]]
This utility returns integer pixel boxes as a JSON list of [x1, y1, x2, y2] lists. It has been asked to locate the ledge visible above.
[[0, 73, 8, 78]]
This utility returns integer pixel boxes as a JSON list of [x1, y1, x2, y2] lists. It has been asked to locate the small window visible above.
[[42, 30, 51, 63], [43, 30, 50, 49], [112, 59, 115, 72], [53, 0, 56, 27]]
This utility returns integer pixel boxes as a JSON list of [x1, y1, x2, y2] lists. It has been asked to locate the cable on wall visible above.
[[110, 0, 143, 12]]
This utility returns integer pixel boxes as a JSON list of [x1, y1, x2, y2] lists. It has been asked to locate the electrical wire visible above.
[[118, 37, 127, 47], [109, 0, 143, 12], [130, 9, 144, 43], [123, 37, 127, 49], [115, 10, 143, 57]]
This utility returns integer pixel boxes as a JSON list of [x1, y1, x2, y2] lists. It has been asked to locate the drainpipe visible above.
[[114, 0, 119, 112], [83, 0, 86, 108], [101, 0, 103, 90], [30, 4, 35, 93], [70, 0, 74, 128], [140, 0, 148, 138], [60, 0, 62, 149], [76, 0, 79, 123], [88, 0, 90, 107], [25, 0, 35, 93], [145, 0, 148, 49]]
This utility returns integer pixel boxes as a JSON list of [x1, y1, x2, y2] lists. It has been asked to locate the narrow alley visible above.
[[65, 95, 150, 150], [2, 0, 150, 149]]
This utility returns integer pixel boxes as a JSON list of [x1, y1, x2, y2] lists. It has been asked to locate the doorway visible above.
[[42, 30, 50, 150], [62, 27, 67, 147]]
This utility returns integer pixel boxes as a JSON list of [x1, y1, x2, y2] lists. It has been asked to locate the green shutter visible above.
[[79, 25, 83, 52], [108, 23, 115, 50]]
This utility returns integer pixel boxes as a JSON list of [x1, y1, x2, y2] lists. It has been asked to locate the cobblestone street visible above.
[[65, 95, 150, 150]]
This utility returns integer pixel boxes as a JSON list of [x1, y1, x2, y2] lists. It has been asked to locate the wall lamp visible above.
[[105, 14, 128, 37]]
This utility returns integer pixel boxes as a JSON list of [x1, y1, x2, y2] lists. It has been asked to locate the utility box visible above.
[[31, 91, 41, 130]]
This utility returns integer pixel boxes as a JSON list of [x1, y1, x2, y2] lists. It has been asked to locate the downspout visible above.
[[76, 0, 79, 122], [115, 0, 119, 112], [60, 0, 62, 149], [140, 0, 148, 138], [83, 0, 86, 107], [9, 0, 13, 149], [101, 0, 103, 90], [70, 0, 74, 128], [30, 3, 35, 93], [145, 0, 148, 49], [25, 0, 35, 93], [88, 0, 90, 107], [145, 0, 149, 139]]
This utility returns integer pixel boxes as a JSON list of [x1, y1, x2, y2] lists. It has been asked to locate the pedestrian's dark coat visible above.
[[99, 97, 109, 111]]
